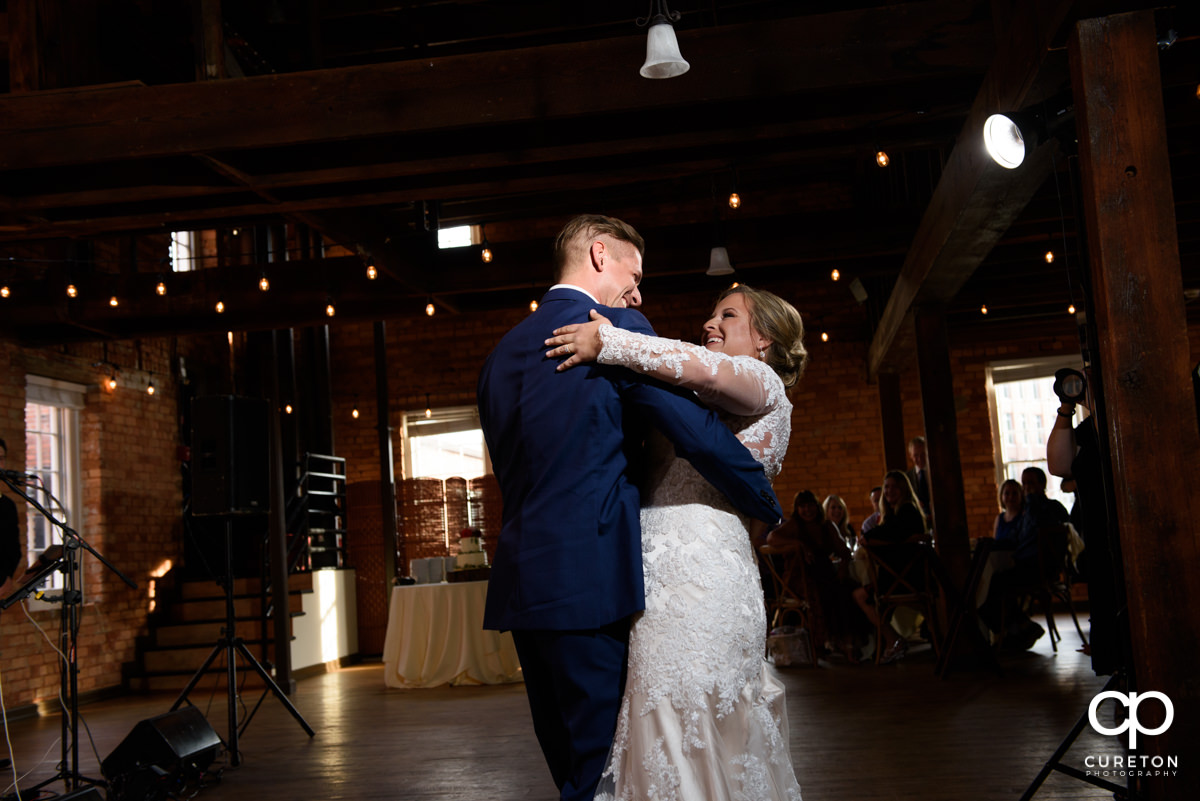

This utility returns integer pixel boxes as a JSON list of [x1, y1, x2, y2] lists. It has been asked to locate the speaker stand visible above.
[[170, 518, 314, 766]]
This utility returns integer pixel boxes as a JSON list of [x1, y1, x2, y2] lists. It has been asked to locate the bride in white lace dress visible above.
[[546, 285, 807, 801]]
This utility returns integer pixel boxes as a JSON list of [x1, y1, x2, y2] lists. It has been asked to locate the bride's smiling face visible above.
[[702, 292, 769, 359]]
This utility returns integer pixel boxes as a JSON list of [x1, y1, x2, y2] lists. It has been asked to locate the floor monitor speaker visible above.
[[101, 706, 222, 801], [191, 395, 270, 516]]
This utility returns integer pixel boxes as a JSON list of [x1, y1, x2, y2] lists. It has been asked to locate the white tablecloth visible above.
[[382, 580, 523, 689]]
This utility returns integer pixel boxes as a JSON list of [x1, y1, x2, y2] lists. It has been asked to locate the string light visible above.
[[728, 192, 741, 209], [875, 150, 890, 168], [424, 393, 432, 419], [821, 331, 830, 342], [366, 263, 378, 280], [147, 378, 156, 396], [285, 403, 294, 414], [216, 298, 225, 313], [980, 303, 989, 315], [1068, 304, 1076, 314], [425, 302, 436, 317], [480, 224, 493, 263], [529, 299, 538, 312], [830, 268, 840, 281], [156, 279, 167, 296], [259, 273, 270, 291], [325, 297, 336, 317], [231, 228, 240, 236], [67, 284, 78, 298], [109, 295, 119, 307], [106, 372, 118, 391], [352, 396, 360, 419], [227, 331, 234, 345], [0, 286, 9, 298], [1044, 250, 1055, 264]]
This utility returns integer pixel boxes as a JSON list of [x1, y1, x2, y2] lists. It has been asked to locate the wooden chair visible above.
[[757, 541, 810, 632], [996, 524, 1088, 652], [861, 542, 943, 664]]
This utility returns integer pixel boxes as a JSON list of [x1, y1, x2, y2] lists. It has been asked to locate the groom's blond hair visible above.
[[553, 215, 645, 281]]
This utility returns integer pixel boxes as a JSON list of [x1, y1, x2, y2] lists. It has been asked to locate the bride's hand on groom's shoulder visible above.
[[545, 309, 611, 371]]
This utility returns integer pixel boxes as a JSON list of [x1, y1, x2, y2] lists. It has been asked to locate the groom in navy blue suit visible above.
[[478, 215, 782, 801]]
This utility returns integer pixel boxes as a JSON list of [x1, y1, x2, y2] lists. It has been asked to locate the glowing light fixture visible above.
[[366, 263, 378, 280], [983, 96, 1074, 170], [424, 393, 432, 419], [821, 332, 830, 342], [285, 403, 294, 414], [109, 295, 119, 307], [831, 268, 841, 281], [728, 192, 741, 209], [980, 303, 989, 315], [707, 246, 734, 277], [147, 378, 156, 396], [530, 299, 538, 312], [156, 279, 167, 296], [326, 297, 336, 317], [106, 372, 118, 391], [227, 331, 234, 345], [1, 286, 9, 298], [1068, 304, 1076, 315], [259, 273, 270, 291], [67, 284, 78, 298], [637, 0, 689, 79], [425, 301, 436, 317], [216, 298, 225, 313], [875, 150, 890, 168], [352, 396, 360, 419], [1044, 250, 1055, 264]]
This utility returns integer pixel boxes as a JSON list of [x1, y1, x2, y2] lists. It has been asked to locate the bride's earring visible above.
[[758, 348, 766, 360]]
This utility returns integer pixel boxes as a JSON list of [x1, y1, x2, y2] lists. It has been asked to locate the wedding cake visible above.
[[454, 527, 488, 570]]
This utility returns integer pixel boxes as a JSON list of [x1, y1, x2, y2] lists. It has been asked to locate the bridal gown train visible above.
[[592, 325, 803, 801]]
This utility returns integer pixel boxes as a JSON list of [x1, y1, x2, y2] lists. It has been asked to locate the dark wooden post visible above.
[[374, 322, 398, 585], [877, 371, 908, 472], [913, 305, 970, 590], [1070, 12, 1200, 796]]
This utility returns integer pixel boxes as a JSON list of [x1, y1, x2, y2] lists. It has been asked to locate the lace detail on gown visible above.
[[593, 326, 802, 801]]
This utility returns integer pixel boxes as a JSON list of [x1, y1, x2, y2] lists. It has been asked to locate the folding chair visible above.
[[861, 542, 943, 664], [997, 524, 1088, 652], [757, 540, 810, 632]]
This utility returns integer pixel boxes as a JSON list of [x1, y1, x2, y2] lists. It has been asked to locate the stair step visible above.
[[172, 594, 304, 622], [142, 642, 288, 673], [128, 670, 278, 693], [178, 572, 314, 600], [155, 618, 297, 647]]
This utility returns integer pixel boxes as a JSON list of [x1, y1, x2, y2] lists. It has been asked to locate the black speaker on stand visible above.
[[101, 707, 222, 801], [175, 396, 313, 767]]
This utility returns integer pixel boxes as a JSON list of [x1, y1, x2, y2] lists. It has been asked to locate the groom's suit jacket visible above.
[[479, 286, 782, 632]]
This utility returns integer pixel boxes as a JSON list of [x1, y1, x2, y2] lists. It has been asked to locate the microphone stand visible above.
[[0, 472, 137, 798]]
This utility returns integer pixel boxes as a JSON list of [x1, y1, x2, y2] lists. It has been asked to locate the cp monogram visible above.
[[1088, 691, 1174, 749]]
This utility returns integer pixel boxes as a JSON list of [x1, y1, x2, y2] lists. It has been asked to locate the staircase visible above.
[[125, 573, 313, 693]]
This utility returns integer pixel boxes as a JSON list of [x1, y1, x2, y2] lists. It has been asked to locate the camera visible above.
[[1053, 367, 1087, 403]]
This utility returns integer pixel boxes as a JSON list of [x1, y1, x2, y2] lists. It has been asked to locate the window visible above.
[[986, 356, 1084, 504], [170, 231, 196, 272], [401, 405, 489, 480], [24, 377, 86, 593], [436, 225, 477, 250]]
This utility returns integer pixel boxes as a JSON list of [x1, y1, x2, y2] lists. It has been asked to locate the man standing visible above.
[[478, 215, 780, 801], [906, 435, 930, 518]]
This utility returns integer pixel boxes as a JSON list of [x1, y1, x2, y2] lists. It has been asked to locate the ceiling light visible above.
[[109, 295, 119, 307], [831, 268, 840, 281], [352, 396, 360, 419], [1044, 250, 1055, 264], [424, 393, 432, 419], [875, 150, 890, 168], [147, 378, 156, 396], [637, 0, 689, 79], [67, 284, 78, 298], [707, 246, 734, 277], [326, 297, 336, 317], [983, 95, 1074, 169], [366, 263, 378, 280], [529, 299, 538, 312], [259, 273, 270, 291], [821, 332, 830, 342], [216, 298, 225, 313], [106, 373, 118, 391], [728, 192, 741, 210], [980, 303, 989, 315], [425, 301, 436, 317], [1068, 304, 1076, 314], [1, 286, 10, 298], [481, 244, 493, 263], [285, 403, 294, 414], [156, 279, 167, 296]]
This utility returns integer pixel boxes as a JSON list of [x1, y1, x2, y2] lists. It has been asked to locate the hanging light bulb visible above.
[[980, 303, 989, 315], [285, 403, 294, 414], [0, 286, 9, 298], [67, 283, 78, 298], [227, 331, 234, 345], [109, 295, 119, 307], [216, 298, 225, 313], [875, 150, 890, 168], [352, 396, 360, 419], [529, 299, 538, 312], [1044, 250, 1055, 264], [155, 279, 167, 296], [147, 378, 156, 396], [1068, 303, 1076, 315], [638, 0, 689, 79], [259, 273, 270, 291], [106, 372, 118, 391], [831, 268, 841, 281], [366, 263, 378, 280], [424, 393, 432, 419], [821, 331, 830, 342], [231, 228, 240, 236], [425, 301, 436, 317], [728, 192, 741, 210], [326, 297, 336, 317], [481, 243, 493, 263]]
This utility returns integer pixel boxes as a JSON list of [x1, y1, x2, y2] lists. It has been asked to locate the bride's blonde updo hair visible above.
[[717, 284, 808, 389]]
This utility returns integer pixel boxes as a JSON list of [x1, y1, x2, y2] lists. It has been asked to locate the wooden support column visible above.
[[877, 372, 908, 472], [265, 331, 294, 693], [913, 305, 970, 590], [374, 321, 398, 585], [1070, 12, 1200, 795], [7, 0, 43, 92]]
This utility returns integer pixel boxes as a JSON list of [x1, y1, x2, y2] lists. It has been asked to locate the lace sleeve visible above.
[[597, 324, 782, 417]]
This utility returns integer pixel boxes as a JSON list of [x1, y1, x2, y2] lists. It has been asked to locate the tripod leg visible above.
[[231, 638, 315, 737], [170, 640, 228, 711]]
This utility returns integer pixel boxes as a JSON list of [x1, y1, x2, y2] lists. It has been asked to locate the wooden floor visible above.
[[4, 616, 1130, 801]]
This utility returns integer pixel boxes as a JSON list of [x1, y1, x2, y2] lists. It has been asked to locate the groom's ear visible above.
[[589, 239, 607, 271]]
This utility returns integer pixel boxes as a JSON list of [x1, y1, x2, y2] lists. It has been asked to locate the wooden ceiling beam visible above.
[[866, 0, 1077, 378], [0, 1, 991, 171]]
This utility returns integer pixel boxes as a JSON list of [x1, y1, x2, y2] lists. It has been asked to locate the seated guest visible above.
[[993, 478, 1024, 543], [978, 467, 1069, 648], [823, 494, 856, 552], [851, 471, 930, 663], [859, 485, 882, 539], [768, 490, 860, 662]]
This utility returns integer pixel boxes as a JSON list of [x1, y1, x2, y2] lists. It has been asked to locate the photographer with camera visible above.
[[1046, 367, 1121, 676]]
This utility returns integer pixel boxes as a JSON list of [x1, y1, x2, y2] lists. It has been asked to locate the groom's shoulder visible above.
[[605, 307, 654, 335]]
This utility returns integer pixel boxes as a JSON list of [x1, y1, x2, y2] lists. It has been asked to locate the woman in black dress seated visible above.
[[851, 470, 930, 663]]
